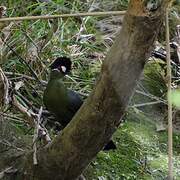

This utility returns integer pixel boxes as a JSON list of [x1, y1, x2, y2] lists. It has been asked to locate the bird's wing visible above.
[[67, 89, 83, 114]]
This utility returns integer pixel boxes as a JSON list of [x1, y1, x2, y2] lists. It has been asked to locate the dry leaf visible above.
[[14, 81, 24, 91], [0, 6, 7, 30], [0, 67, 9, 107]]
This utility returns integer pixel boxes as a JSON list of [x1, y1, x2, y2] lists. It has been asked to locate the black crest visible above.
[[50, 57, 72, 73]]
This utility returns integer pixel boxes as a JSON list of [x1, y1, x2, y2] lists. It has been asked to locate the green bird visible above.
[[43, 57, 116, 151], [43, 57, 83, 127]]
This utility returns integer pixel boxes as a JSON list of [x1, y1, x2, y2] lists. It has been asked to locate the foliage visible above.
[[85, 119, 180, 179], [85, 127, 144, 180], [170, 90, 180, 108], [143, 61, 167, 98]]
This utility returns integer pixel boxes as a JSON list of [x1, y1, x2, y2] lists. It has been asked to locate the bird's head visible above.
[[50, 57, 72, 79]]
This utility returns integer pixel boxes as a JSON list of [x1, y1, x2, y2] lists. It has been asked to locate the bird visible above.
[[43, 57, 116, 151], [43, 57, 82, 127]]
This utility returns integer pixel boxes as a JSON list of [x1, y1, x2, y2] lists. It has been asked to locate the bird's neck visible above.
[[49, 71, 64, 81]]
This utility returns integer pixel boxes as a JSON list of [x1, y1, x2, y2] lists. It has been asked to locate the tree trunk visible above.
[[2, 0, 172, 180]]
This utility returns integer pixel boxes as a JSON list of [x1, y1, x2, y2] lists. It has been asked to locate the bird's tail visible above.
[[103, 140, 117, 151]]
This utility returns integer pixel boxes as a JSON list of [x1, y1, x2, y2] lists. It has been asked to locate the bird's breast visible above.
[[43, 79, 68, 116]]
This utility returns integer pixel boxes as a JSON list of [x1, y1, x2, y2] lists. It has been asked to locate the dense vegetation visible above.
[[0, 0, 180, 179]]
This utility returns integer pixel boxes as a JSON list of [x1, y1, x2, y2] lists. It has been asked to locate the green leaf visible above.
[[170, 90, 180, 108]]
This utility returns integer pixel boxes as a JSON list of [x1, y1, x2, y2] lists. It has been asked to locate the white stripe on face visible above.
[[61, 66, 67, 73]]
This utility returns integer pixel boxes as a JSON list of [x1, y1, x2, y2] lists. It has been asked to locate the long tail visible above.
[[103, 140, 117, 151]]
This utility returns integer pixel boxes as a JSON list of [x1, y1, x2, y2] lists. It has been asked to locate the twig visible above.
[[0, 139, 25, 152], [12, 95, 36, 126], [0, 167, 13, 179], [0, 112, 24, 123], [12, 95, 51, 145], [4, 71, 47, 85], [75, 0, 96, 42], [135, 90, 167, 104], [130, 101, 164, 108], [0, 11, 126, 22], [166, 8, 173, 180], [0, 67, 10, 105], [32, 107, 51, 164], [176, 25, 180, 62], [33, 106, 43, 165]]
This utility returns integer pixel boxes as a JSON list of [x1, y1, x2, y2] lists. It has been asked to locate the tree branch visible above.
[[0, 11, 126, 22]]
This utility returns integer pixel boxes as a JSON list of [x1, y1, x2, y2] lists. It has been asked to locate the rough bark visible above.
[[1, 0, 172, 179]]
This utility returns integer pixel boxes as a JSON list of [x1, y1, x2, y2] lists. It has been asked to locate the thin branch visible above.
[[0, 112, 24, 123], [166, 7, 173, 180], [12, 95, 36, 126], [130, 101, 164, 108], [33, 106, 43, 165], [0, 167, 14, 180], [12, 94, 51, 145], [135, 90, 167, 104], [0, 11, 126, 22], [0, 139, 25, 152], [0, 67, 10, 105], [4, 71, 47, 85]]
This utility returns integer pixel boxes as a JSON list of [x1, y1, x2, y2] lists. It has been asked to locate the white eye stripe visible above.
[[61, 66, 67, 73]]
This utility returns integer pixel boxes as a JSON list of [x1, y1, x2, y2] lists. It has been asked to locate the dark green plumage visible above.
[[43, 57, 116, 151], [43, 57, 82, 127]]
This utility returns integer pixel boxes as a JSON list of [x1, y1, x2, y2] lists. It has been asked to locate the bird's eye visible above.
[[61, 66, 67, 73]]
